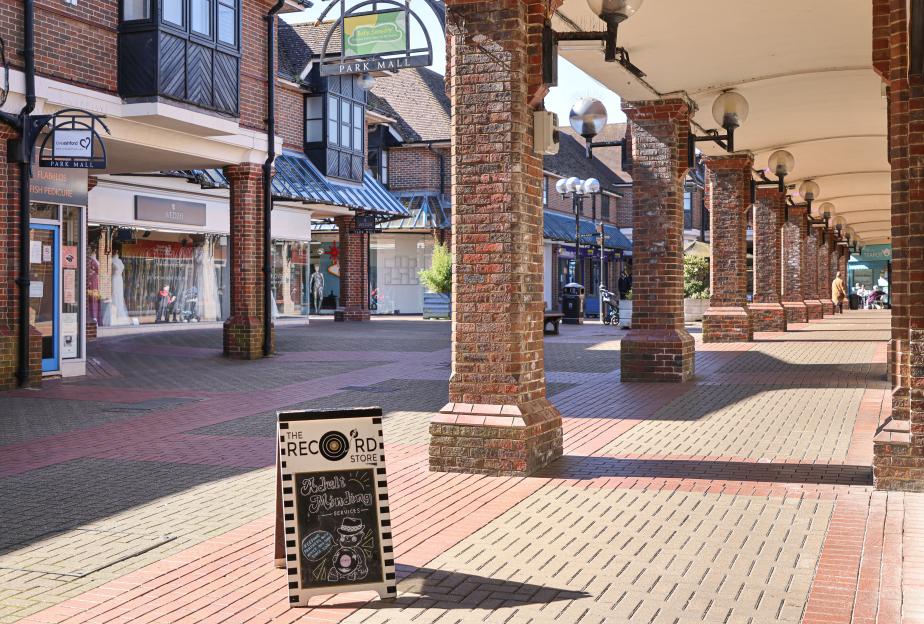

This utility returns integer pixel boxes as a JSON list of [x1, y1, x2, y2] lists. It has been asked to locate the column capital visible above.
[[701, 152, 755, 170]]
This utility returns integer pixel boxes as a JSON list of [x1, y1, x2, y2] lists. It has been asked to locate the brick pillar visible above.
[[817, 230, 835, 315], [428, 0, 563, 476], [0, 126, 41, 390], [223, 163, 273, 359], [619, 99, 694, 380], [750, 187, 786, 332], [781, 204, 808, 323], [874, 0, 918, 490], [803, 222, 824, 320], [335, 215, 370, 321], [839, 245, 849, 288], [701, 154, 753, 342]]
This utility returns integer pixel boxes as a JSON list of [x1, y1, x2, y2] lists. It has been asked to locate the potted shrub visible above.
[[419, 243, 452, 319], [683, 254, 711, 321], [618, 289, 632, 328]]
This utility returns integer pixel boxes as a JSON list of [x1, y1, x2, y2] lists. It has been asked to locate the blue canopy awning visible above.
[[543, 209, 631, 251], [171, 152, 409, 219]]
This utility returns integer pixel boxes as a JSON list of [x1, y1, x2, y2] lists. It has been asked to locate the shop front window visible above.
[[61, 206, 83, 360], [271, 241, 311, 318], [91, 229, 228, 326], [309, 239, 342, 314]]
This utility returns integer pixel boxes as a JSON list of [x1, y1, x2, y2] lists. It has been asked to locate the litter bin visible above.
[[562, 282, 585, 325]]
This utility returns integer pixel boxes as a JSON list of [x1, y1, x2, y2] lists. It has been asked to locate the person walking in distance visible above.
[[832, 271, 848, 314]]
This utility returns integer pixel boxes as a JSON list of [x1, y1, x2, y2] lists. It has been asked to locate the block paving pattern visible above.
[[0, 312, 920, 623]]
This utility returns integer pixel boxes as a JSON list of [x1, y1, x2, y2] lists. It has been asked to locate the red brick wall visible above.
[[1, 0, 275, 130], [387, 145, 450, 194], [278, 82, 305, 150]]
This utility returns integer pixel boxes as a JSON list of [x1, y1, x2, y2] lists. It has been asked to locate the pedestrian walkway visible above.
[[0, 311, 917, 623]]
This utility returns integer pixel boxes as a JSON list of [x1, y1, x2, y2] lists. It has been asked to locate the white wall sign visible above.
[[53, 130, 93, 158], [276, 407, 396, 607]]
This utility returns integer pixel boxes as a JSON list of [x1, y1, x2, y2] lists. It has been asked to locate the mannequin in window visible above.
[[109, 252, 131, 325], [87, 250, 100, 323], [309, 265, 324, 315]]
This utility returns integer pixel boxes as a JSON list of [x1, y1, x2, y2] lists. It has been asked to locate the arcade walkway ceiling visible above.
[[555, 0, 889, 244]]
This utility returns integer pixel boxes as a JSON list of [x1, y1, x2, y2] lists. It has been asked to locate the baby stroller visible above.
[[600, 285, 620, 327], [179, 287, 201, 322], [866, 289, 886, 310]]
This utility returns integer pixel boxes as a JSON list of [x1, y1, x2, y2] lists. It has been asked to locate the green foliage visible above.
[[418, 243, 452, 294], [683, 254, 711, 299]]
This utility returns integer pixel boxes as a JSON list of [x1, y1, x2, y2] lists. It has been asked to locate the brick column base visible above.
[[783, 302, 809, 324], [223, 316, 273, 360], [621, 329, 695, 383], [805, 300, 824, 320], [86, 319, 98, 342], [430, 399, 562, 476], [703, 306, 753, 342], [820, 299, 836, 316], [0, 327, 43, 390], [749, 303, 786, 332]]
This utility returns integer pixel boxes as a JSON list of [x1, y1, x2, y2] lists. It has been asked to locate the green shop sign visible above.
[[317, 0, 434, 77], [344, 10, 406, 58], [850, 243, 892, 263]]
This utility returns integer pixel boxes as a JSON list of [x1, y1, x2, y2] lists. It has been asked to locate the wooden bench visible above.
[[544, 311, 564, 335]]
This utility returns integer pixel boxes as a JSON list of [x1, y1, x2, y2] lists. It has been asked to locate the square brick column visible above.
[[223, 163, 274, 359], [619, 99, 695, 381], [828, 231, 842, 312], [817, 230, 836, 316], [873, 0, 918, 490], [781, 204, 808, 323], [428, 0, 563, 476], [838, 245, 849, 286], [803, 223, 824, 320], [702, 154, 754, 342], [750, 187, 786, 332], [0, 126, 41, 389], [335, 215, 370, 321]]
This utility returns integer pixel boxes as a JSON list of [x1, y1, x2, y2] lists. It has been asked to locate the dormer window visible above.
[[118, 0, 241, 115], [304, 75, 367, 183]]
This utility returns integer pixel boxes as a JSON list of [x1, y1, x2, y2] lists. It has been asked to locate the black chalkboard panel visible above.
[[295, 468, 383, 588]]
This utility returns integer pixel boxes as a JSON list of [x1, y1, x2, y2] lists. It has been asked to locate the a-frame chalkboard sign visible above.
[[276, 407, 396, 606]]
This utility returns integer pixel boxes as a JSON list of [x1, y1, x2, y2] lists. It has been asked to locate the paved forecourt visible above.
[[0, 311, 917, 623]]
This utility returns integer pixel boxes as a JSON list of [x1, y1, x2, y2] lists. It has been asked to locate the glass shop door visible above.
[[30, 224, 60, 372]]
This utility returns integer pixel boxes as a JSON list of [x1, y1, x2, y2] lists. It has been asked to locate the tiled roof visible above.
[[544, 127, 630, 191], [167, 152, 410, 218], [278, 20, 342, 80], [367, 68, 450, 143]]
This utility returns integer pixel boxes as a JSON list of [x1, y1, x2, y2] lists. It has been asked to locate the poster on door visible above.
[[276, 407, 395, 607], [63, 269, 77, 305]]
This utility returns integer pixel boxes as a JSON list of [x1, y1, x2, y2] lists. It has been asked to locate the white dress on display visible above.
[[109, 253, 131, 326]]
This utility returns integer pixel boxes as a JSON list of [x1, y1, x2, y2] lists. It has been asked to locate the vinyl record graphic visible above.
[[319, 431, 349, 461]]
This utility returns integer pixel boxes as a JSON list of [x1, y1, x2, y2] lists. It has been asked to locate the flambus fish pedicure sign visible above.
[[277, 407, 396, 605]]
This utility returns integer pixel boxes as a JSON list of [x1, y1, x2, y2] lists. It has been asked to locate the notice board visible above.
[[277, 407, 395, 606]]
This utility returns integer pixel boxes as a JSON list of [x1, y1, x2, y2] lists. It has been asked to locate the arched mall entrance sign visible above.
[[314, 0, 436, 76]]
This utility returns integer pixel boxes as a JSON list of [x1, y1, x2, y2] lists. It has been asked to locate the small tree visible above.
[[683, 255, 711, 299], [418, 243, 452, 294]]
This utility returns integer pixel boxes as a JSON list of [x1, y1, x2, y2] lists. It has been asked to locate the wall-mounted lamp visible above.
[[767, 150, 795, 193], [569, 98, 629, 167], [798, 180, 820, 214], [553, 0, 645, 64], [357, 73, 376, 91], [689, 92, 748, 165]]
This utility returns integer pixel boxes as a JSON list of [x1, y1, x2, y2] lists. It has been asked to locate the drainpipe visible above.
[[11, 1, 36, 386], [263, 0, 285, 357]]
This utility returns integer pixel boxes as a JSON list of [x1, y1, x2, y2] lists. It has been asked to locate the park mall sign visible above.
[[316, 0, 434, 76]]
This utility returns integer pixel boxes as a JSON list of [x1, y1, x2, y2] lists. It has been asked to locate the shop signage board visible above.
[[276, 407, 396, 606], [318, 0, 434, 76], [353, 213, 377, 233], [135, 196, 207, 227], [30, 164, 88, 206]]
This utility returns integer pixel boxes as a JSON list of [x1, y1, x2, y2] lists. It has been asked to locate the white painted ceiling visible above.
[[555, 0, 889, 244]]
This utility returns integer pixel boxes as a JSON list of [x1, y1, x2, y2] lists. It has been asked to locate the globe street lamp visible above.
[[554, 0, 646, 63], [689, 91, 750, 163], [569, 98, 629, 165]]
